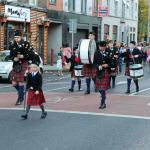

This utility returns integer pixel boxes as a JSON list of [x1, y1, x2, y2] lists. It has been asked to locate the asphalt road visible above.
[[1, 109, 150, 150], [1, 64, 150, 150]]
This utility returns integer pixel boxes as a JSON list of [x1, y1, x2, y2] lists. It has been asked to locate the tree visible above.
[[138, 0, 148, 41]]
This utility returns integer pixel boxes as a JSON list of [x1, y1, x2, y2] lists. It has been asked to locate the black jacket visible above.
[[26, 72, 42, 92], [122, 48, 142, 67]]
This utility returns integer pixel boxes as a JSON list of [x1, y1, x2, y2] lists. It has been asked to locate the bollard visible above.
[[50, 48, 54, 66]]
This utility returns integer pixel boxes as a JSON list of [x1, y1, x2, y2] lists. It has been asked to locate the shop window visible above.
[[29, 0, 37, 6]]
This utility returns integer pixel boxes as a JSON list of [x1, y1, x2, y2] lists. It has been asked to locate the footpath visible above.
[[43, 63, 70, 72]]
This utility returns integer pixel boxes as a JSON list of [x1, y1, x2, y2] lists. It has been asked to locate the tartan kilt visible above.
[[125, 67, 130, 76], [82, 64, 96, 78], [11, 62, 28, 82], [96, 69, 110, 90], [27, 89, 45, 106], [110, 67, 118, 76]]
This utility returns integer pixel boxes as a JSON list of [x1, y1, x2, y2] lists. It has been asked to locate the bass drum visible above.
[[79, 39, 96, 64], [129, 64, 144, 78]]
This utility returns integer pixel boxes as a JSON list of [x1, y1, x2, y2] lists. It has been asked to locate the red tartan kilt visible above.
[[96, 69, 110, 90], [27, 90, 45, 106], [11, 62, 28, 82], [82, 64, 96, 78], [125, 67, 130, 76]]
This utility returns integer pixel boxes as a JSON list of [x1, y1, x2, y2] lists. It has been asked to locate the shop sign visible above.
[[5, 5, 30, 22]]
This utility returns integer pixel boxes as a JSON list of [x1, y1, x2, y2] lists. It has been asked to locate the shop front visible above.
[[0, 4, 49, 64]]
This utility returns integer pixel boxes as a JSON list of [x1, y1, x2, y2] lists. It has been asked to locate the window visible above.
[[122, 2, 125, 18], [49, 0, 56, 4], [94, 0, 98, 12], [29, 0, 37, 6], [114, 1, 118, 16], [81, 0, 87, 14], [104, 24, 110, 40], [68, 0, 75, 12], [113, 25, 118, 40]]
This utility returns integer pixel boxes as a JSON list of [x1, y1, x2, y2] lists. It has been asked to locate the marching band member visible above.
[[69, 45, 82, 92], [122, 41, 143, 94], [107, 40, 119, 88], [82, 32, 97, 94], [9, 31, 34, 105], [94, 41, 110, 109], [21, 63, 47, 120]]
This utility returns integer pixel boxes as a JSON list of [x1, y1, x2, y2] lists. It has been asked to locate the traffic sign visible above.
[[69, 19, 77, 33]]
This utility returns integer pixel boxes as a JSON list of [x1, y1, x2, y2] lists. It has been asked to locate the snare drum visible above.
[[74, 65, 84, 77], [79, 39, 96, 64], [129, 64, 144, 78]]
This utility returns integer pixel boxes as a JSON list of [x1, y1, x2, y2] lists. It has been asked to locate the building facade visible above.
[[148, 0, 150, 42], [47, 0, 102, 63], [0, 0, 49, 64], [101, 0, 138, 45]]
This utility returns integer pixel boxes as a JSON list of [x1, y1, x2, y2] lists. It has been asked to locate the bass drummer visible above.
[[122, 41, 143, 94], [82, 32, 97, 94]]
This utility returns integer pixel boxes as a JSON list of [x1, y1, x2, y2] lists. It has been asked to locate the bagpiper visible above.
[[9, 31, 34, 105], [94, 41, 110, 109]]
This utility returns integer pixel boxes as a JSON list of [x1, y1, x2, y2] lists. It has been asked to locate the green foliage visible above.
[[138, 0, 149, 41]]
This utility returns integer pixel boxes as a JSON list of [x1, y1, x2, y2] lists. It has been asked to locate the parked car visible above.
[[0, 50, 13, 81], [0, 50, 44, 82]]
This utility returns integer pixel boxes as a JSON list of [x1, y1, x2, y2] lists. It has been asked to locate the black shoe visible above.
[[21, 114, 28, 120], [84, 91, 90, 94], [125, 90, 130, 94], [69, 88, 74, 92], [99, 104, 106, 109], [41, 112, 47, 119], [136, 87, 139, 92]]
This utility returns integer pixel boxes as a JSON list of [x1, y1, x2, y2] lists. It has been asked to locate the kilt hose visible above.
[[125, 66, 130, 76], [27, 89, 45, 106], [82, 64, 96, 78], [96, 69, 110, 90], [11, 62, 28, 82]]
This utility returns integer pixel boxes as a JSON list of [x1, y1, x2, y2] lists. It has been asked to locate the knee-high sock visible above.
[[25, 105, 31, 115], [127, 79, 131, 91], [86, 78, 91, 92], [134, 79, 139, 91], [40, 105, 45, 113], [18, 85, 24, 102], [99, 90, 106, 105], [78, 79, 81, 90], [112, 76, 116, 88], [70, 80, 75, 90]]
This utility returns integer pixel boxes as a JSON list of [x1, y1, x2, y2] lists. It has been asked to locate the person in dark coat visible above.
[[122, 41, 143, 94], [9, 31, 34, 105], [21, 63, 47, 120], [94, 41, 110, 109]]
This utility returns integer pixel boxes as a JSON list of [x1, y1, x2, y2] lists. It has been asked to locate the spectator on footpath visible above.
[[56, 55, 63, 76], [21, 63, 47, 120]]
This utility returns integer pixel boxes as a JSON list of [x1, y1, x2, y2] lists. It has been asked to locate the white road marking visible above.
[[130, 87, 150, 96], [1, 108, 150, 120], [116, 81, 126, 85]]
